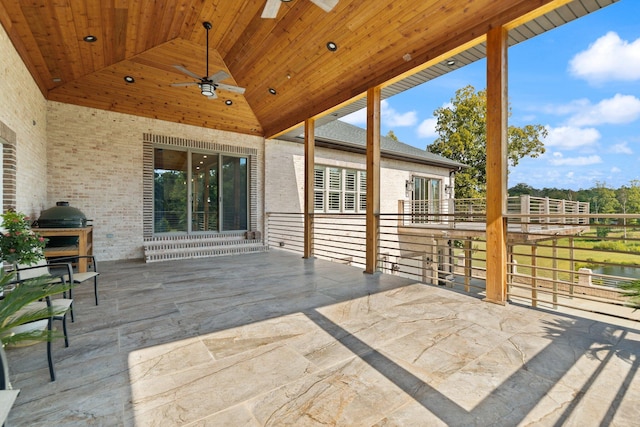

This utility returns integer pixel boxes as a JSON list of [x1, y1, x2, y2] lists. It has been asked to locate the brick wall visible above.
[[46, 102, 264, 261], [0, 23, 49, 217]]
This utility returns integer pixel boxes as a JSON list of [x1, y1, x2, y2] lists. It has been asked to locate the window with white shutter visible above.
[[313, 166, 367, 213], [314, 168, 325, 211]]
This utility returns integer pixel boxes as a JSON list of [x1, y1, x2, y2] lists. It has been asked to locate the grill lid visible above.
[[37, 201, 88, 227]]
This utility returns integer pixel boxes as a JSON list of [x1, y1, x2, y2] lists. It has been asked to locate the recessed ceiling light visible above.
[[52, 78, 62, 82], [446, 59, 456, 67], [225, 100, 233, 105], [269, 88, 277, 95], [326, 41, 337, 52], [83, 35, 97, 43], [124, 76, 135, 83]]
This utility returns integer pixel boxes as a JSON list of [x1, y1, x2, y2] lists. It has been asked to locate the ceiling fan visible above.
[[171, 22, 245, 99], [262, 0, 339, 19]]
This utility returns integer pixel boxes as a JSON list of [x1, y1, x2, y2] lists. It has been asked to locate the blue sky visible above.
[[342, 0, 640, 191]]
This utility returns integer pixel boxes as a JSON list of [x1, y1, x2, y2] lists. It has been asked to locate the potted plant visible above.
[[0, 211, 47, 271], [0, 211, 70, 388]]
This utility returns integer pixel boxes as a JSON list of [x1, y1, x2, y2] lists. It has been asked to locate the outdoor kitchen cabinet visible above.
[[34, 226, 93, 272]]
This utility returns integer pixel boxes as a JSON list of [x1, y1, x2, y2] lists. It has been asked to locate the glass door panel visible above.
[[429, 179, 441, 222], [154, 148, 188, 232], [222, 156, 248, 230], [192, 153, 219, 232]]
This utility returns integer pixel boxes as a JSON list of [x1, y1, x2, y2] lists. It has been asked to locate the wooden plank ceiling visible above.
[[0, 0, 569, 138]]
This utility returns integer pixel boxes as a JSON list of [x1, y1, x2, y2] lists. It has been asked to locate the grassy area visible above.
[[462, 230, 640, 283]]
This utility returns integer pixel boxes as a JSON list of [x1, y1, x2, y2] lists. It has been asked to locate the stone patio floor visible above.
[[5, 249, 640, 426]]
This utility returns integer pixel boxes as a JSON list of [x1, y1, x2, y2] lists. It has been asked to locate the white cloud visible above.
[[569, 32, 640, 84], [341, 100, 417, 127], [611, 141, 633, 154], [567, 94, 640, 127], [341, 109, 366, 125], [611, 166, 622, 173], [543, 126, 601, 150], [541, 98, 590, 116], [417, 118, 438, 139], [548, 154, 602, 166]]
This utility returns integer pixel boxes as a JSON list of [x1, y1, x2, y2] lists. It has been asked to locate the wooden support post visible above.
[[531, 244, 537, 307], [365, 87, 381, 274], [303, 118, 315, 259], [484, 25, 509, 305], [569, 236, 575, 295], [464, 239, 472, 292], [552, 238, 558, 308]]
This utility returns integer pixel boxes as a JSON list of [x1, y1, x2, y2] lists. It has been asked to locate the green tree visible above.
[[624, 180, 640, 214], [592, 181, 620, 215], [427, 85, 547, 199], [509, 183, 539, 197], [385, 130, 399, 141]]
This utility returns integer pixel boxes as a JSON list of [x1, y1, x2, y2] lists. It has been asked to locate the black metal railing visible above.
[[266, 210, 640, 321]]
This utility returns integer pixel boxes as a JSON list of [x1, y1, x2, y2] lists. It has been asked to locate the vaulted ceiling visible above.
[[0, 0, 615, 138]]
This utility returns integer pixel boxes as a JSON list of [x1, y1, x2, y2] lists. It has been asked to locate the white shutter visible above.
[[329, 168, 341, 190], [345, 170, 356, 191], [358, 171, 367, 211], [314, 168, 325, 189], [328, 192, 341, 211], [314, 191, 324, 211]]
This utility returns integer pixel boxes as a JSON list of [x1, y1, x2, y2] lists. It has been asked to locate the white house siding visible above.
[[265, 138, 452, 215], [46, 102, 265, 261], [0, 23, 49, 216], [265, 138, 454, 268]]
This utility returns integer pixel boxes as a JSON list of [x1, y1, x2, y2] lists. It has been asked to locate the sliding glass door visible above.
[[192, 153, 218, 232], [154, 148, 248, 234]]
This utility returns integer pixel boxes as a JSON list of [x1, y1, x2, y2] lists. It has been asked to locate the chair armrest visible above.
[[48, 255, 98, 273], [13, 262, 74, 285]]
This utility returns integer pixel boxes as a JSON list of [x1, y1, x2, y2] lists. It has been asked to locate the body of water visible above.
[[591, 266, 640, 279]]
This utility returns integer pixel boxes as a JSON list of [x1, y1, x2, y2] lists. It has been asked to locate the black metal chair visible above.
[[49, 255, 100, 305], [3, 262, 74, 383]]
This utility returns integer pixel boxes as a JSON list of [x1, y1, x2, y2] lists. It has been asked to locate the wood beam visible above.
[[303, 118, 315, 259], [484, 25, 509, 305], [365, 86, 381, 274]]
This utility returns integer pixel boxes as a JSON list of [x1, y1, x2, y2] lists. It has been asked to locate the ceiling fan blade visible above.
[[173, 64, 203, 80], [311, 0, 338, 12], [262, 0, 281, 18], [208, 70, 231, 84], [170, 82, 200, 87], [216, 83, 246, 95]]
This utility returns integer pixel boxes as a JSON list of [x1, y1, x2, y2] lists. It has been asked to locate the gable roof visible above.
[[282, 120, 467, 170]]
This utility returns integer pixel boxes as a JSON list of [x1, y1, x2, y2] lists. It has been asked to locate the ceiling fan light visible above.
[[201, 83, 215, 97]]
